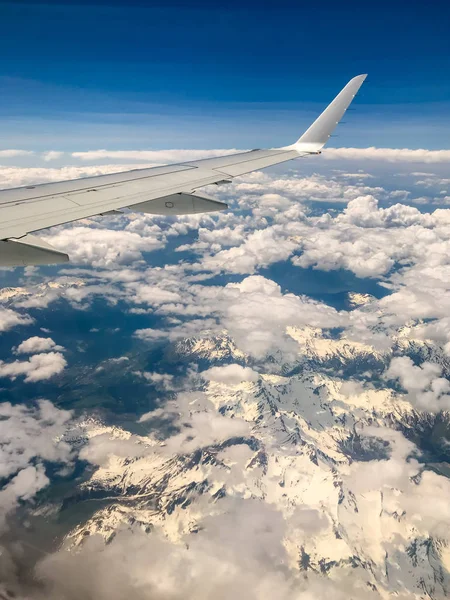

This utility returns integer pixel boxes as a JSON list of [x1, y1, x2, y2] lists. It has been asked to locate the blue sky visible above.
[[1, 0, 450, 150]]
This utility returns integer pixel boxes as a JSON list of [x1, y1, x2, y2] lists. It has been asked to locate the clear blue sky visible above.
[[1, 0, 449, 150]]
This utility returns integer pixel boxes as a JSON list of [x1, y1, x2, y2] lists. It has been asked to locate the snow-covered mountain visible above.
[[53, 323, 450, 600]]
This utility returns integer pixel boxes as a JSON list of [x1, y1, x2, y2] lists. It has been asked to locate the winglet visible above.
[[286, 74, 367, 153]]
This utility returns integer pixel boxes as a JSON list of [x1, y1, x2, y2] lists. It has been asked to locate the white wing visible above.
[[0, 74, 366, 266]]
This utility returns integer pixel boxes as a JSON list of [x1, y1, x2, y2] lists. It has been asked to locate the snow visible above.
[[59, 330, 450, 598]]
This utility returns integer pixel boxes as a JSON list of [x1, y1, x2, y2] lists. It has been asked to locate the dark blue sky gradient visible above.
[[0, 0, 449, 149]]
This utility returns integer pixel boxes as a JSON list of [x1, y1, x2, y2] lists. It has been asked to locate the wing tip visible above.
[[293, 73, 368, 149]]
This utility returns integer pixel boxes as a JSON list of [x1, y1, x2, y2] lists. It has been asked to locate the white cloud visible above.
[[341, 426, 450, 546], [6, 162, 450, 361], [0, 307, 33, 332], [222, 276, 344, 357], [0, 465, 49, 531], [196, 226, 299, 274], [79, 433, 154, 467], [31, 501, 330, 600], [161, 410, 252, 454], [287, 195, 450, 279], [132, 274, 345, 358], [137, 371, 174, 389], [385, 357, 450, 412], [134, 327, 166, 341], [108, 356, 129, 363], [0, 400, 73, 479], [126, 283, 182, 306], [6, 150, 450, 599], [202, 364, 259, 385], [42, 150, 64, 161], [0, 400, 74, 531], [42, 225, 165, 268], [0, 163, 152, 189], [0, 149, 34, 158], [0, 351, 67, 382], [229, 170, 386, 205], [15, 336, 64, 354], [324, 147, 450, 163]]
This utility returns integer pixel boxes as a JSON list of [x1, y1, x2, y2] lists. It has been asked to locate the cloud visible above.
[[323, 147, 450, 163], [42, 225, 166, 268], [132, 274, 345, 358], [5, 149, 450, 600], [0, 149, 34, 158], [228, 170, 386, 205], [108, 356, 129, 363], [5, 162, 450, 362], [0, 400, 74, 531], [286, 195, 450, 280], [0, 351, 67, 382], [160, 410, 252, 455], [137, 371, 175, 390], [126, 283, 182, 306], [79, 432, 155, 467], [341, 425, 450, 548], [195, 226, 299, 274], [0, 307, 33, 332], [29, 501, 339, 600], [385, 357, 450, 412], [0, 163, 152, 189], [15, 336, 64, 354], [0, 465, 49, 532], [134, 328, 167, 341], [41, 150, 64, 161], [83, 391, 251, 461], [222, 276, 344, 357], [202, 363, 259, 385]]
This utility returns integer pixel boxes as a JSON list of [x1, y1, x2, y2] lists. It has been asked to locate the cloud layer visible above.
[[2, 149, 450, 599]]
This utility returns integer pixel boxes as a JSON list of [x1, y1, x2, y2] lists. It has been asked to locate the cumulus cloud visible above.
[[79, 432, 155, 467], [341, 426, 450, 550], [202, 363, 259, 385], [14, 336, 64, 354], [108, 356, 129, 363], [19, 500, 371, 600], [222, 276, 344, 357], [5, 148, 450, 600], [134, 327, 167, 341], [0, 351, 67, 382], [83, 390, 251, 461], [132, 274, 345, 358], [137, 371, 175, 389], [0, 400, 74, 531], [5, 161, 450, 360], [0, 307, 33, 332], [160, 410, 252, 454], [42, 225, 165, 268], [229, 170, 386, 205], [0, 164, 144, 189], [126, 283, 182, 306], [0, 465, 50, 532], [385, 357, 450, 412], [196, 226, 299, 274], [41, 150, 64, 161]]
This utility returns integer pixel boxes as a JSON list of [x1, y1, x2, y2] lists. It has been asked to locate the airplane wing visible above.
[[0, 74, 366, 266]]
